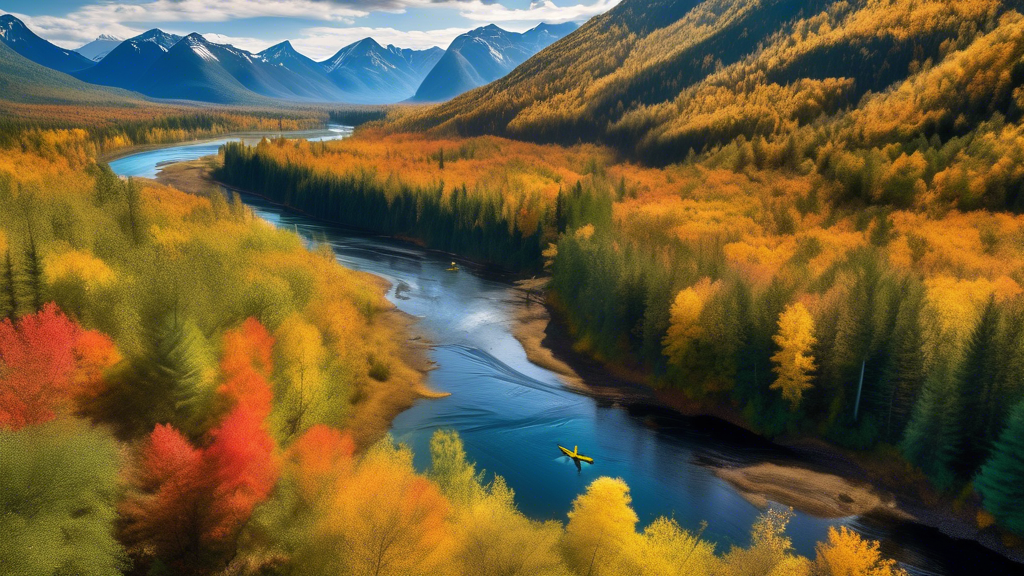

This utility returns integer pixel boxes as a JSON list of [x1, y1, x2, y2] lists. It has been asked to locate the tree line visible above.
[[217, 139, 548, 270]]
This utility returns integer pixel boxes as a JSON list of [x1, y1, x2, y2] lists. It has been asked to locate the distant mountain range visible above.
[[0, 39, 144, 106], [0, 15, 579, 105], [0, 14, 94, 74], [412, 22, 577, 102], [74, 34, 123, 62], [320, 38, 443, 104]]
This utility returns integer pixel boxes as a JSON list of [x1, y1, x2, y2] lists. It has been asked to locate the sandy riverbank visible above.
[[715, 462, 908, 520], [509, 278, 585, 389]]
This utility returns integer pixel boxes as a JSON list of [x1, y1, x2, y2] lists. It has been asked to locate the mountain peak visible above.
[[353, 37, 384, 50], [96, 34, 121, 42], [261, 40, 294, 53], [260, 40, 305, 63], [0, 13, 26, 34]]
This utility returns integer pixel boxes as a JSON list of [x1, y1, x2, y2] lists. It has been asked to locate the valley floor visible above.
[[169, 152, 1024, 569]]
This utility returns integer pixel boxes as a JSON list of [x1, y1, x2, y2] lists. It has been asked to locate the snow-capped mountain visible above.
[[74, 34, 123, 62], [4, 15, 578, 105], [257, 40, 348, 102], [0, 14, 94, 74], [74, 29, 181, 90], [411, 22, 577, 102], [134, 33, 321, 103], [320, 38, 443, 104]]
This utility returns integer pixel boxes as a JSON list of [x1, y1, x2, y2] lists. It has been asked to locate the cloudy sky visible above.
[[0, 0, 616, 59]]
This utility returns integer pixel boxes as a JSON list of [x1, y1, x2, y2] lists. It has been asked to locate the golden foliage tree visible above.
[[562, 477, 640, 576], [771, 302, 817, 409], [813, 526, 908, 576], [319, 438, 451, 576]]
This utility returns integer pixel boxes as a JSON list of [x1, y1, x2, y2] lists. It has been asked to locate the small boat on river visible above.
[[558, 445, 594, 471]]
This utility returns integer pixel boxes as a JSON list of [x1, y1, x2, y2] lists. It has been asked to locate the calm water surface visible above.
[[110, 128, 1023, 576]]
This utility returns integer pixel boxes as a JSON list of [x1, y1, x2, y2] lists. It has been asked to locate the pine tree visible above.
[[878, 283, 925, 443], [125, 177, 143, 245], [975, 399, 1024, 535], [105, 312, 209, 437], [22, 232, 43, 313], [0, 250, 16, 321], [952, 298, 1001, 479], [900, 360, 960, 489]]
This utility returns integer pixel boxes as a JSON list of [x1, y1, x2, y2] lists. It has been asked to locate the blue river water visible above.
[[110, 127, 1024, 576]]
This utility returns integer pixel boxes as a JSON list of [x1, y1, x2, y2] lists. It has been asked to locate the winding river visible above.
[[110, 127, 1022, 576]]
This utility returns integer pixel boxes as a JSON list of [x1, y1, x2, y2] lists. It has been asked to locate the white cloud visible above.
[[2, 11, 144, 48], [5, 0, 615, 53], [292, 26, 469, 58], [454, 0, 618, 24], [69, 0, 376, 24], [199, 33, 285, 53]]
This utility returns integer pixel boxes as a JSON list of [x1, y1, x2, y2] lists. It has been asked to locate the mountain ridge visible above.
[[411, 22, 577, 102], [0, 14, 95, 73]]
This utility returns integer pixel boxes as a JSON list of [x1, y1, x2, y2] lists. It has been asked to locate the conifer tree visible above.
[[22, 232, 43, 313], [900, 360, 960, 488], [952, 298, 1001, 479], [878, 283, 925, 443], [0, 250, 16, 321], [975, 399, 1024, 535]]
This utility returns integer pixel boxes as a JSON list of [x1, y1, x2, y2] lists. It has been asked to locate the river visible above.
[[109, 127, 1023, 576]]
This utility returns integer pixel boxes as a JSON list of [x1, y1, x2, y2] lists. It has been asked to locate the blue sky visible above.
[[0, 0, 616, 59]]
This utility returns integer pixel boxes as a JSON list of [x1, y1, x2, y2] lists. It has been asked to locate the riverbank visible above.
[[519, 288, 1024, 566], [149, 158, 447, 449], [96, 125, 344, 165]]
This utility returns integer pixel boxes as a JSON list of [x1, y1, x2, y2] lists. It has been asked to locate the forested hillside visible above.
[[221, 0, 1024, 543], [0, 98, 915, 575], [398, 0, 1018, 166]]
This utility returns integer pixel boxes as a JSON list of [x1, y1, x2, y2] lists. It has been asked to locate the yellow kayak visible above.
[[447, 261, 459, 272], [558, 444, 594, 464]]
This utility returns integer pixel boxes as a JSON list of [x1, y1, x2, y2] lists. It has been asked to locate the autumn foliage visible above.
[[218, 318, 276, 418], [121, 320, 280, 569], [0, 303, 117, 429]]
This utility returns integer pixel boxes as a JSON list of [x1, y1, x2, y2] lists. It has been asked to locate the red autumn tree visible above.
[[217, 318, 275, 418], [0, 302, 117, 429], [120, 423, 208, 559], [203, 404, 280, 542], [121, 318, 280, 569]]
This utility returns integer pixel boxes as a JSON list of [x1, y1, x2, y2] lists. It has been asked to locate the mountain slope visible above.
[[398, 0, 1009, 164], [75, 34, 123, 62], [411, 22, 576, 102], [133, 34, 271, 104], [0, 14, 94, 73], [258, 40, 346, 102], [74, 29, 181, 90], [321, 38, 443, 104], [0, 40, 142, 105]]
